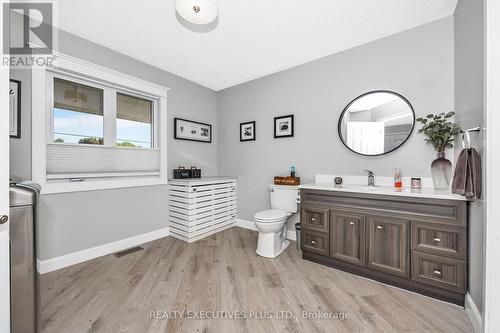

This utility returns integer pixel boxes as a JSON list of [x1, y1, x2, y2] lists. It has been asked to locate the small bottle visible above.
[[394, 168, 402, 188], [290, 166, 296, 177], [411, 177, 422, 190]]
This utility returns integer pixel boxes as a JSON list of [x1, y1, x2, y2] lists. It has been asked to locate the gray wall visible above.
[[10, 29, 218, 260], [218, 18, 455, 227], [454, 0, 485, 313]]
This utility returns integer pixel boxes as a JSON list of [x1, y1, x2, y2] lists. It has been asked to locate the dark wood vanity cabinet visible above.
[[300, 189, 468, 305]]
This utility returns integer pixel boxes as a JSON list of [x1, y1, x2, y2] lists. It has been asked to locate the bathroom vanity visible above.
[[299, 183, 468, 305]]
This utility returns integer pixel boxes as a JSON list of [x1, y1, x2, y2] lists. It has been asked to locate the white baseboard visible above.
[[286, 229, 297, 241], [37, 227, 170, 274], [235, 218, 297, 241], [465, 293, 483, 333], [235, 218, 257, 231]]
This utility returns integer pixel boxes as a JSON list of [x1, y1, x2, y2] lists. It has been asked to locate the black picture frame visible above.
[[240, 121, 256, 142], [9, 79, 21, 138], [337, 90, 415, 156], [274, 114, 294, 138], [174, 117, 212, 143]]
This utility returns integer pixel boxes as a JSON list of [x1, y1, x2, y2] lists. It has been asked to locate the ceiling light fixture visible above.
[[175, 0, 218, 25]]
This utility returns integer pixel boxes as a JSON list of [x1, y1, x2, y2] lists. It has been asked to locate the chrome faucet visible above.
[[363, 169, 375, 186]]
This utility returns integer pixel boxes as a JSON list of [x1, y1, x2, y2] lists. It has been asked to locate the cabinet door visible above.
[[330, 211, 365, 266], [367, 216, 410, 277]]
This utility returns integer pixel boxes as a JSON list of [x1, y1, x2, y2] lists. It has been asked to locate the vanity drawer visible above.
[[411, 221, 465, 259], [302, 229, 329, 256], [411, 251, 466, 293], [301, 207, 329, 232]]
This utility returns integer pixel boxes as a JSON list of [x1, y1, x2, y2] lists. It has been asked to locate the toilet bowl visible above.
[[254, 185, 299, 258], [254, 209, 292, 258]]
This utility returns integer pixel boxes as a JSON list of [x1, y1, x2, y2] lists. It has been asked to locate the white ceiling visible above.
[[55, 0, 458, 91]]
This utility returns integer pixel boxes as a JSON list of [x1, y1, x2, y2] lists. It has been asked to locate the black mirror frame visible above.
[[338, 90, 416, 157]]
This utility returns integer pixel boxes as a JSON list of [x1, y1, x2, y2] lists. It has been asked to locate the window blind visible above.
[[54, 78, 103, 115], [46, 144, 160, 178], [117, 93, 152, 123]]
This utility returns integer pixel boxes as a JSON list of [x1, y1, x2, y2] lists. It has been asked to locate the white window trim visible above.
[[32, 52, 169, 194]]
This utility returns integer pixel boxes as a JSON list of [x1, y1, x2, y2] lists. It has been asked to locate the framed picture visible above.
[[174, 117, 212, 143], [274, 114, 294, 138], [240, 121, 256, 141], [9, 79, 21, 138]]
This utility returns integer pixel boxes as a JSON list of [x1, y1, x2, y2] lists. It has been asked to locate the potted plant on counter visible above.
[[416, 112, 460, 190]]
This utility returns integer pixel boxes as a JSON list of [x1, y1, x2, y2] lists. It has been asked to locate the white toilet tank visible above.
[[269, 184, 299, 213]]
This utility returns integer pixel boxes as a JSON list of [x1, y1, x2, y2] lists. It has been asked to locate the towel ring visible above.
[[461, 131, 471, 149], [460, 126, 481, 149]]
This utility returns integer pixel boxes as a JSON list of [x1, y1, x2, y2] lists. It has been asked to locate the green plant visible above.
[[117, 141, 138, 147], [78, 137, 104, 145], [416, 112, 460, 153]]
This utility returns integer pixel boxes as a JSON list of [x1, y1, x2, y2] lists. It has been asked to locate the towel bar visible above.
[[460, 126, 481, 133]]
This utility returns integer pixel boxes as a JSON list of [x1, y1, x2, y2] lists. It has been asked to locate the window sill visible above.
[[41, 175, 167, 194]]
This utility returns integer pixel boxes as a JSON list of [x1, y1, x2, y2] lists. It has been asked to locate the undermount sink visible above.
[[344, 184, 414, 194], [337, 184, 382, 191], [363, 185, 380, 191]]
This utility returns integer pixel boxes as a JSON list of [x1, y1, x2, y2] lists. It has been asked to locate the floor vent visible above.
[[114, 246, 144, 258]]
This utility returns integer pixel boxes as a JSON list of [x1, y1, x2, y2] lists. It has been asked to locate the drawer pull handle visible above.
[[349, 221, 355, 225], [377, 225, 383, 230], [433, 269, 442, 276], [433, 237, 441, 242], [311, 240, 317, 245]]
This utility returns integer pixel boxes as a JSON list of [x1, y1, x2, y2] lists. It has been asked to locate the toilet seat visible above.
[[254, 209, 287, 222]]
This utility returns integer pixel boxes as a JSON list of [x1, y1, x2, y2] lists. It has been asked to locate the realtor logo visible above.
[[3, 2, 53, 55]]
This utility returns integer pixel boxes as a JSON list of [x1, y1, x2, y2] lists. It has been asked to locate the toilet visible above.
[[254, 184, 299, 258]]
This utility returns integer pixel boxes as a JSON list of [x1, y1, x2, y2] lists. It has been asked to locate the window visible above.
[[31, 54, 169, 194], [51, 76, 156, 149], [47, 73, 160, 180], [53, 78, 104, 145], [116, 93, 153, 148]]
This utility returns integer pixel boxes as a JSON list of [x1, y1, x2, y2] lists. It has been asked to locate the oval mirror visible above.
[[338, 90, 415, 156]]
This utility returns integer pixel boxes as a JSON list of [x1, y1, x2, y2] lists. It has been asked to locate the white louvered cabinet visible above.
[[169, 177, 237, 243]]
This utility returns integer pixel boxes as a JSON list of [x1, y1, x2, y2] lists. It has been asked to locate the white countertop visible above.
[[299, 182, 468, 201]]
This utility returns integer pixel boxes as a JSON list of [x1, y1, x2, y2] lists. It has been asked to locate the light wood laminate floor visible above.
[[41, 227, 474, 333]]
